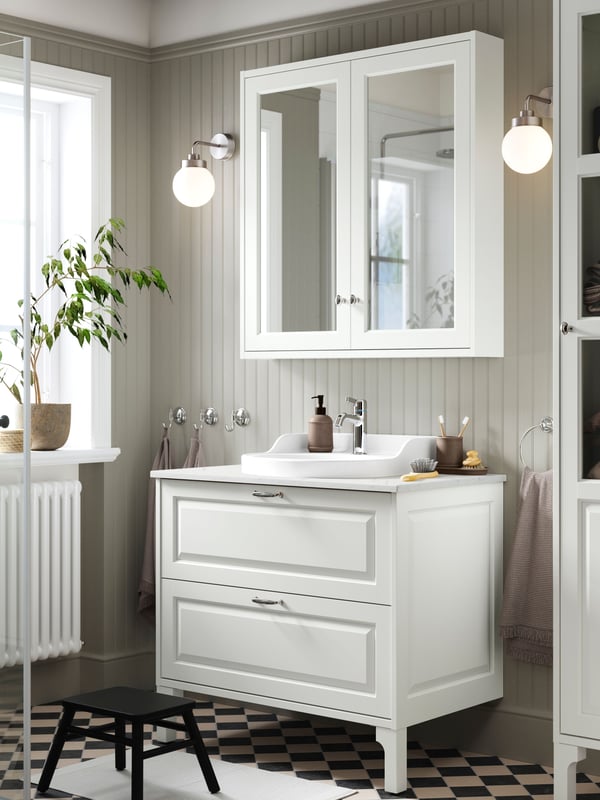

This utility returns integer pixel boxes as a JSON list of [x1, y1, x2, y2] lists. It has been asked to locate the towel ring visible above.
[[519, 416, 553, 468]]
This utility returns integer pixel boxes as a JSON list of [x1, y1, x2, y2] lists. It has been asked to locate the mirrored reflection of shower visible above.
[[370, 123, 455, 331], [379, 125, 455, 161]]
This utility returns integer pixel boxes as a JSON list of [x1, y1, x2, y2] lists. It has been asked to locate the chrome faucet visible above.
[[335, 396, 367, 454]]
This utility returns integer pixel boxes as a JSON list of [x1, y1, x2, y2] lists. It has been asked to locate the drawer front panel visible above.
[[160, 579, 391, 718], [160, 480, 392, 603]]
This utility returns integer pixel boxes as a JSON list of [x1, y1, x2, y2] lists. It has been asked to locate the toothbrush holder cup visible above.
[[435, 436, 464, 467]]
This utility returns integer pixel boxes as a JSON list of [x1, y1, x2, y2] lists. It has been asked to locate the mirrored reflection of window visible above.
[[368, 65, 455, 332], [370, 173, 413, 329], [259, 83, 337, 333]]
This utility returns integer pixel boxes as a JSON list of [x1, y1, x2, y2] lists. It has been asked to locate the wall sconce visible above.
[[172, 133, 235, 207], [502, 88, 553, 174]]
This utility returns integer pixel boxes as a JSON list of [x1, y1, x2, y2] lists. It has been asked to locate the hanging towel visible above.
[[182, 426, 206, 468], [138, 426, 172, 622], [500, 467, 553, 666]]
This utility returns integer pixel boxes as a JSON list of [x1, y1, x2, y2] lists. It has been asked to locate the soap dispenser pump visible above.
[[307, 394, 334, 453]]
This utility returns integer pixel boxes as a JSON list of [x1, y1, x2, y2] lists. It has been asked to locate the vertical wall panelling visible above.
[[0, 0, 554, 765], [150, 0, 554, 765]]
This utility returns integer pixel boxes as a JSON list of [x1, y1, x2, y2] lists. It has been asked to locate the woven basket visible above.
[[0, 429, 24, 453]]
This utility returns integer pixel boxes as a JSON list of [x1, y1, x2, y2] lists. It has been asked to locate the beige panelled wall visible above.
[[150, 0, 554, 764], [0, 0, 555, 767]]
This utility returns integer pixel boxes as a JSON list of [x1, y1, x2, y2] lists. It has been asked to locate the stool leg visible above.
[[115, 716, 126, 771], [37, 705, 76, 793], [182, 708, 220, 794], [131, 719, 144, 800]]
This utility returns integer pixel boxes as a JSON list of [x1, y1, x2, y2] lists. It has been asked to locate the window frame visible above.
[[0, 57, 111, 448]]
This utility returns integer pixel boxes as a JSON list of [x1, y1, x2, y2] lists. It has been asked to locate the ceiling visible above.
[[0, 0, 400, 48]]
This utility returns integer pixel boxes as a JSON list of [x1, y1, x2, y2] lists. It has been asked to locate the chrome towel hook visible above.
[[199, 407, 219, 426], [225, 408, 251, 432]]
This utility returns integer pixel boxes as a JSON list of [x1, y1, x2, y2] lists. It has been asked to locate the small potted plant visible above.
[[0, 217, 170, 450]]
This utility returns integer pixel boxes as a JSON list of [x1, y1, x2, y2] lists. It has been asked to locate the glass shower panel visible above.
[[0, 30, 31, 800], [367, 64, 455, 331]]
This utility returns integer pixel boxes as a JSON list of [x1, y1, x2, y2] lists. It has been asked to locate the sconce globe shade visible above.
[[501, 124, 553, 174], [172, 165, 216, 207]]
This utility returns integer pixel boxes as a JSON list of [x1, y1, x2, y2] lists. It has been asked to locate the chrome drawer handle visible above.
[[251, 597, 283, 606], [251, 490, 283, 498]]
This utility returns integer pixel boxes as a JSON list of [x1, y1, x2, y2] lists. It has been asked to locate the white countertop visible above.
[[151, 463, 506, 493]]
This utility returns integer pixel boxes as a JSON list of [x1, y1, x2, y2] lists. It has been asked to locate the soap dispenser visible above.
[[307, 394, 334, 453]]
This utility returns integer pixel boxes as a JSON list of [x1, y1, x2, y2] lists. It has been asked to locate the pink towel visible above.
[[499, 467, 553, 666], [137, 427, 171, 622], [182, 426, 206, 468]]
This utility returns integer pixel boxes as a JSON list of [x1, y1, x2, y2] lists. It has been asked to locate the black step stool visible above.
[[37, 686, 220, 799]]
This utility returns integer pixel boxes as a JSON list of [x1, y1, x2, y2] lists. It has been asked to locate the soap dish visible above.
[[410, 457, 438, 473]]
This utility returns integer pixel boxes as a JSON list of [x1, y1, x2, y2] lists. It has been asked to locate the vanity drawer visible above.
[[159, 480, 393, 604], [160, 578, 391, 719]]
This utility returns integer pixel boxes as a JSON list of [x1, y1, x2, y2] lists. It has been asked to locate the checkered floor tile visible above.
[[1, 698, 600, 799]]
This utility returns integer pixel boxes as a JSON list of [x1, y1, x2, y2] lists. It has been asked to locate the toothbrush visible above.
[[438, 415, 446, 437], [458, 416, 471, 437]]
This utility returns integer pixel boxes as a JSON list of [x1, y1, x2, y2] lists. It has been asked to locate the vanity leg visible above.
[[154, 684, 184, 743], [553, 742, 585, 800], [376, 726, 408, 794]]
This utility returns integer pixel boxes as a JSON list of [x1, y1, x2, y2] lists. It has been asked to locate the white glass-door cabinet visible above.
[[240, 30, 504, 359], [554, 2, 600, 798]]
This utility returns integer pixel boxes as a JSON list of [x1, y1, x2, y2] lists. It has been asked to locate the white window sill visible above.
[[0, 447, 120, 468]]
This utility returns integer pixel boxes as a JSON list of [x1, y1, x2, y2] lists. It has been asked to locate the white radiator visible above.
[[0, 480, 82, 668]]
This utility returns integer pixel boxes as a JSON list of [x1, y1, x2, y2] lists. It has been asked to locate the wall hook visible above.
[[199, 407, 219, 426], [225, 408, 251, 432], [173, 406, 187, 425]]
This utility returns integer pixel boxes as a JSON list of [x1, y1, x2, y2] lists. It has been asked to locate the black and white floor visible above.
[[1, 698, 600, 799]]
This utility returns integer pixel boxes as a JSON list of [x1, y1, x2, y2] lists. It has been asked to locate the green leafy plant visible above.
[[0, 217, 170, 404]]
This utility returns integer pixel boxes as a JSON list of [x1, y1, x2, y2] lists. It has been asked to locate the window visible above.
[[0, 59, 111, 447]]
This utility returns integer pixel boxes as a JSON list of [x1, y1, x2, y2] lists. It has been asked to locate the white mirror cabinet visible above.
[[241, 30, 504, 359]]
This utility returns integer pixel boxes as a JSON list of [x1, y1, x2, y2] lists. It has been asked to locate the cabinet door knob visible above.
[[335, 294, 347, 305], [560, 321, 573, 335], [349, 294, 360, 304], [251, 490, 284, 498], [251, 597, 283, 606]]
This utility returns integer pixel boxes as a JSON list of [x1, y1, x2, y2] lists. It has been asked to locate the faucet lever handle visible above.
[[345, 395, 357, 406]]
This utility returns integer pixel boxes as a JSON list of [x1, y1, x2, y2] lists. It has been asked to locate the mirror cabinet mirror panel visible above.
[[367, 65, 455, 333], [259, 83, 337, 334]]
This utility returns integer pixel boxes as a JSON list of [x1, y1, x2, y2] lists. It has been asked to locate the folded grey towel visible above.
[[499, 467, 553, 666]]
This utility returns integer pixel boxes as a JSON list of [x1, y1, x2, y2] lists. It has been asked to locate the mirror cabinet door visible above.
[[243, 63, 351, 353], [350, 41, 472, 350]]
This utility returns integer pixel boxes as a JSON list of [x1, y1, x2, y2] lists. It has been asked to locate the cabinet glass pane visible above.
[[367, 65, 454, 331], [259, 83, 337, 333], [581, 14, 600, 156], [582, 178, 600, 317], [582, 340, 600, 478]]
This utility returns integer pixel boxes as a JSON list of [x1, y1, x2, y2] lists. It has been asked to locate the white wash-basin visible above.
[[241, 432, 436, 478]]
